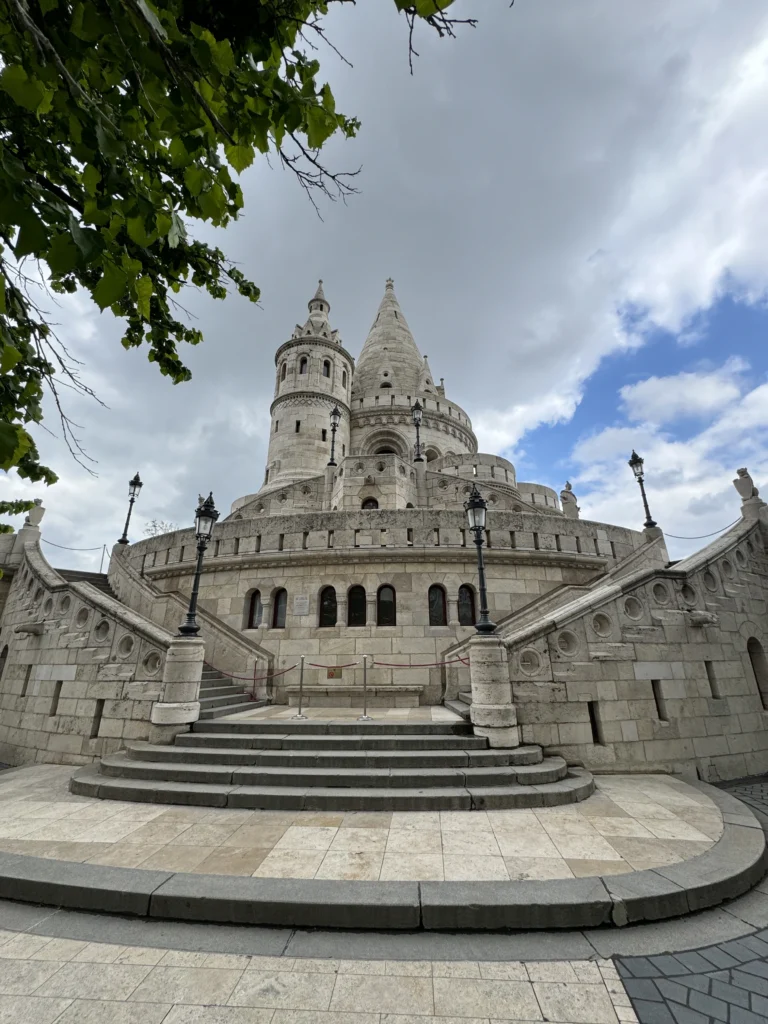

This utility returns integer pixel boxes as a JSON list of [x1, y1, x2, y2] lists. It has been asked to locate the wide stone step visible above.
[[124, 743, 544, 768], [99, 754, 567, 789], [199, 693, 252, 710], [459, 691, 472, 704], [199, 701, 266, 720], [192, 720, 472, 736], [71, 765, 593, 810], [443, 700, 471, 722], [176, 732, 489, 751], [198, 685, 250, 699]]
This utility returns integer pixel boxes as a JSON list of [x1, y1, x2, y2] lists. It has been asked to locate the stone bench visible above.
[[284, 684, 424, 708]]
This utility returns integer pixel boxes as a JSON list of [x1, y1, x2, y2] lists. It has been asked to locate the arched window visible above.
[[342, 370, 347, 388], [322, 360, 331, 378], [458, 585, 476, 627], [0, 645, 7, 682], [246, 590, 262, 629], [362, 498, 379, 510], [405, 503, 414, 508], [280, 363, 287, 381], [377, 585, 396, 626], [319, 586, 337, 627], [428, 585, 447, 626], [748, 637, 768, 709], [380, 382, 392, 389], [299, 357, 308, 375], [272, 589, 287, 628], [348, 585, 367, 627]]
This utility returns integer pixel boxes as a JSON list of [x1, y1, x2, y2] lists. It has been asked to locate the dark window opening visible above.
[[342, 370, 347, 387], [90, 698, 104, 738], [322, 429, 327, 442], [319, 586, 337, 627], [247, 590, 263, 628], [272, 589, 287, 628], [652, 679, 668, 721], [428, 584, 447, 626], [281, 363, 287, 381], [458, 585, 476, 627], [295, 420, 301, 433], [377, 585, 396, 626], [21, 663, 32, 698], [362, 498, 379, 510], [587, 700, 605, 745], [348, 586, 367, 626], [705, 660, 722, 699], [299, 357, 308, 374], [749, 638, 768, 709], [49, 680, 63, 717], [278, 534, 284, 551], [323, 360, 331, 378]]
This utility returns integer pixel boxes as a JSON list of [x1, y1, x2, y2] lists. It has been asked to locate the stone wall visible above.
[[0, 543, 174, 765], [501, 519, 768, 782], [124, 507, 646, 703]]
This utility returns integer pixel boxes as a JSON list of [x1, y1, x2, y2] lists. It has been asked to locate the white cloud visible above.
[[619, 357, 748, 424]]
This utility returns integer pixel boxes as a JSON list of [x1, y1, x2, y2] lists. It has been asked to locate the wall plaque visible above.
[[327, 667, 342, 679], [293, 595, 310, 616]]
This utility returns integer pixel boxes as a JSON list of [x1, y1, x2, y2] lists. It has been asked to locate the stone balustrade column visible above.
[[468, 633, 519, 748], [150, 636, 204, 744], [447, 597, 460, 628]]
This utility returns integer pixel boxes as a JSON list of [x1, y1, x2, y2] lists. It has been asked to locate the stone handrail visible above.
[[109, 545, 273, 682]]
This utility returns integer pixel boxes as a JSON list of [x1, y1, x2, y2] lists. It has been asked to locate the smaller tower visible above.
[[263, 282, 354, 490]]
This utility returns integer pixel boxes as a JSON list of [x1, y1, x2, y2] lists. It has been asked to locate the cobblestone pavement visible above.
[[616, 776, 768, 1024]]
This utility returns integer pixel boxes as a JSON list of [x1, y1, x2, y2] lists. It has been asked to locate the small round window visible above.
[[557, 631, 578, 655], [75, 607, 90, 628], [519, 649, 541, 675], [592, 613, 612, 637], [143, 651, 162, 676], [704, 571, 718, 592], [94, 619, 111, 643], [59, 596, 71, 615], [652, 583, 670, 605], [117, 634, 135, 658], [736, 549, 746, 567], [623, 596, 643, 620], [721, 559, 734, 579], [681, 584, 697, 605]]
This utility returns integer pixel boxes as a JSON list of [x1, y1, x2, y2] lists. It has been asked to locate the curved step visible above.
[[123, 742, 544, 768], [199, 701, 265, 719], [71, 764, 593, 810], [98, 753, 567, 789], [177, 732, 489, 751], [192, 720, 472, 736]]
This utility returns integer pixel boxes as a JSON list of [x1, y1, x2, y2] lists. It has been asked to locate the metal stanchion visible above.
[[358, 654, 372, 721], [292, 655, 308, 720]]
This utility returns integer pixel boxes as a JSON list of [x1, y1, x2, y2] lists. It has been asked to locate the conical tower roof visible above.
[[353, 279, 425, 394], [293, 280, 334, 340]]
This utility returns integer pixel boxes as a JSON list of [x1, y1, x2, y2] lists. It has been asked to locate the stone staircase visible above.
[[57, 569, 116, 599], [444, 690, 472, 722], [71, 717, 594, 811], [198, 663, 265, 720]]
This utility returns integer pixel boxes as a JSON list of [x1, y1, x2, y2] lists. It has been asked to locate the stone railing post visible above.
[[468, 634, 519, 748], [150, 636, 205, 744]]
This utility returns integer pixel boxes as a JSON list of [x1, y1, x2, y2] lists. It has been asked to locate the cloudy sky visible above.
[[5, 0, 768, 568]]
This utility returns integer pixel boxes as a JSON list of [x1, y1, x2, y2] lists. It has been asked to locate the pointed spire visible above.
[[354, 279, 424, 395], [309, 279, 327, 311], [419, 354, 436, 393]]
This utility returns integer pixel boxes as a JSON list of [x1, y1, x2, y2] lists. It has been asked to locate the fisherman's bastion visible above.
[[0, 279, 767, 940]]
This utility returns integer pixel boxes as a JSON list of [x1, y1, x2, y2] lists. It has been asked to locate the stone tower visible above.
[[264, 282, 356, 489]]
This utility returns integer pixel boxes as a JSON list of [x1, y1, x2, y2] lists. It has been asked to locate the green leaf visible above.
[[39, 0, 58, 13], [0, 65, 49, 112], [0, 345, 22, 374], [14, 214, 49, 258], [92, 263, 129, 309], [46, 233, 80, 275], [135, 276, 153, 320], [126, 215, 155, 247], [0, 276, 5, 315], [306, 104, 332, 150], [184, 165, 207, 196], [224, 143, 254, 173], [0, 423, 31, 471], [167, 212, 186, 248], [82, 164, 101, 196]]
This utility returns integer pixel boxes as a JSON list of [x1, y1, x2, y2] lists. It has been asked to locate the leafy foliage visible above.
[[143, 518, 178, 537], [0, 0, 466, 504]]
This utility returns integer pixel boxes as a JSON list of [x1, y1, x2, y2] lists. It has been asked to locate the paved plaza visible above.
[[0, 766, 720, 882]]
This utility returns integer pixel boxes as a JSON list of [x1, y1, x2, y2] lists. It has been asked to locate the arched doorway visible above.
[[748, 637, 768, 709]]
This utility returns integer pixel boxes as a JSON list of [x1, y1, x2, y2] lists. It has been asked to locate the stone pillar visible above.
[[447, 597, 460, 628], [8, 500, 45, 567], [415, 460, 428, 508], [324, 465, 335, 511], [149, 636, 204, 744], [643, 525, 669, 563], [468, 634, 519, 748]]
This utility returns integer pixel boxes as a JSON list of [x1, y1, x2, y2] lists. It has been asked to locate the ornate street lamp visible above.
[[464, 484, 496, 634], [628, 450, 657, 529], [411, 400, 424, 462], [178, 493, 219, 637], [117, 472, 142, 545], [328, 405, 341, 467]]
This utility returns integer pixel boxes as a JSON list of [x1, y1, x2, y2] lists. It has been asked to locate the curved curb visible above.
[[0, 782, 764, 931]]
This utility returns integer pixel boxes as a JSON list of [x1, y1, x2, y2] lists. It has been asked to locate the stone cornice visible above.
[[274, 336, 356, 369], [351, 407, 477, 453], [269, 392, 351, 417]]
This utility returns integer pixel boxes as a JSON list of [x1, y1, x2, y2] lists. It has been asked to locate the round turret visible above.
[[263, 282, 355, 489]]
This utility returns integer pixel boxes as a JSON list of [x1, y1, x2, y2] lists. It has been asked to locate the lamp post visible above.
[[328, 405, 341, 467], [178, 493, 219, 637], [411, 400, 424, 462], [117, 472, 142, 545], [628, 450, 657, 529], [464, 484, 496, 634]]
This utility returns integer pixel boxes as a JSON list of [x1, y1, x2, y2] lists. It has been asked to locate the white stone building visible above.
[[0, 280, 767, 786]]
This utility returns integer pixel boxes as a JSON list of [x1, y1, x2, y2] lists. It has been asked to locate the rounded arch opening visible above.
[[377, 585, 396, 626], [245, 590, 262, 629], [428, 584, 447, 627], [299, 356, 308, 375], [748, 637, 768, 709], [318, 586, 337, 627], [347, 585, 367, 627], [361, 497, 379, 510], [272, 589, 287, 629], [458, 584, 476, 627], [322, 359, 331, 378]]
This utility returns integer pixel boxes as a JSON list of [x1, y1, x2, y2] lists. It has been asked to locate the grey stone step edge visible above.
[[2, 783, 765, 931], [199, 701, 266, 719], [192, 721, 473, 735]]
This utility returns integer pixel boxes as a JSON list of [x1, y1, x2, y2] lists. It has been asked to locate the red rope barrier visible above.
[[371, 657, 470, 668], [307, 661, 359, 669], [206, 663, 298, 683]]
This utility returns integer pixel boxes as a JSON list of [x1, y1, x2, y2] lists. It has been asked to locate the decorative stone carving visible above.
[[734, 468, 759, 501], [560, 481, 580, 520], [24, 499, 45, 527]]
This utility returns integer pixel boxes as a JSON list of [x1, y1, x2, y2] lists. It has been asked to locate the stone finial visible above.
[[385, 277, 394, 290], [24, 499, 45, 528], [560, 481, 580, 520], [734, 467, 760, 501]]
